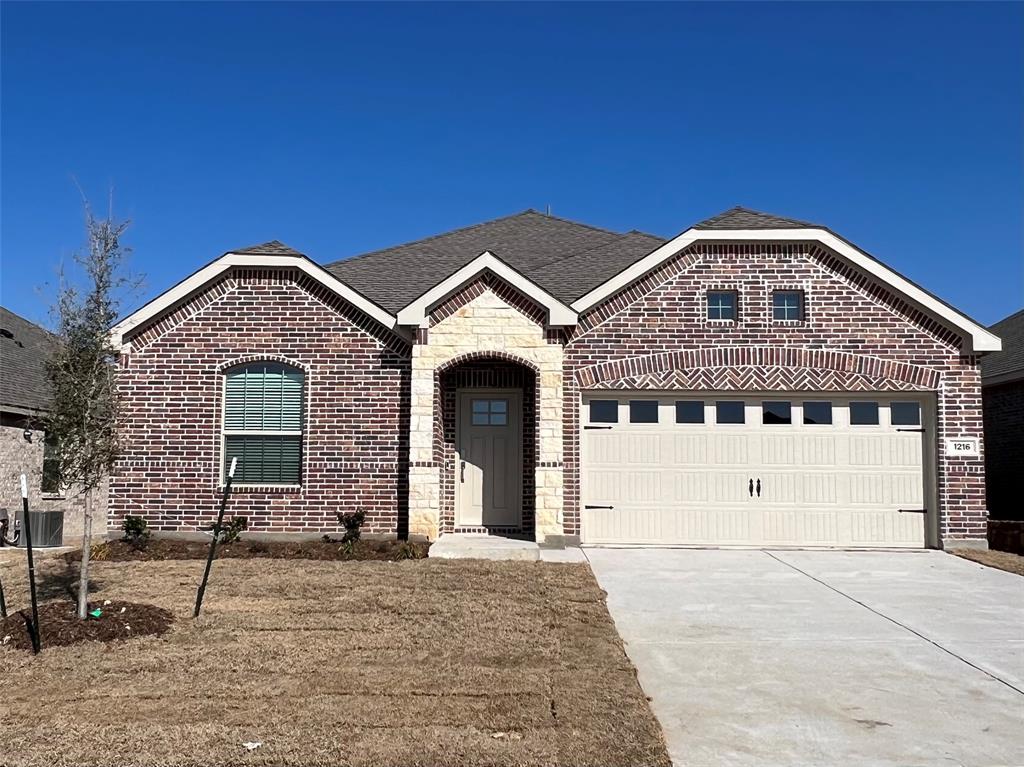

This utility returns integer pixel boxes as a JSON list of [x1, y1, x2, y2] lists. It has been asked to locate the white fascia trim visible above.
[[395, 251, 578, 326], [572, 228, 1001, 354], [110, 253, 397, 349]]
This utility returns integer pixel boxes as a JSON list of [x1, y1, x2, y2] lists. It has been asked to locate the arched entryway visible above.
[[435, 354, 539, 538]]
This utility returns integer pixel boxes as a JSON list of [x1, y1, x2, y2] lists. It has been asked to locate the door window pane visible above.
[[676, 400, 704, 424], [762, 401, 792, 425], [850, 401, 880, 425], [471, 399, 509, 426], [707, 291, 738, 320], [629, 400, 659, 423], [716, 401, 745, 424], [589, 399, 618, 423], [890, 402, 921, 426], [803, 401, 833, 425], [772, 291, 804, 321]]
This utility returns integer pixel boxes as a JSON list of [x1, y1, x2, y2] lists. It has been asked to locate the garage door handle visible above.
[[748, 479, 754, 497], [584, 505, 614, 510], [460, 461, 466, 483], [756, 478, 761, 497]]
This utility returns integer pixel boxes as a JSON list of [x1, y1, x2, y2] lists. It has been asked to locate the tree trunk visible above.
[[77, 488, 93, 619]]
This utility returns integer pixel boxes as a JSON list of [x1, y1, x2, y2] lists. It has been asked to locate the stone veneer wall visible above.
[[408, 279, 564, 542], [564, 242, 988, 545], [0, 412, 108, 544]]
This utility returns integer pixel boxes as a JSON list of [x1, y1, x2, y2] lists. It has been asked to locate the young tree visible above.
[[46, 199, 136, 619]]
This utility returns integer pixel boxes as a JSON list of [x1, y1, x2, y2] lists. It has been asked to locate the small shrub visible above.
[[207, 515, 248, 544], [121, 516, 150, 549], [339, 539, 356, 557], [336, 510, 365, 544], [89, 541, 112, 561], [394, 541, 425, 560]]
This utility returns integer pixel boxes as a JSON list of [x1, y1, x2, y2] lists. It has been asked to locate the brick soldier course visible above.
[[108, 207, 1001, 548]]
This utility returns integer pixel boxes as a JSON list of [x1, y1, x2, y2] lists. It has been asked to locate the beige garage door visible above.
[[581, 395, 928, 548]]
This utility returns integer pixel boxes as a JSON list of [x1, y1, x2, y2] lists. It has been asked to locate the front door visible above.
[[456, 390, 522, 528]]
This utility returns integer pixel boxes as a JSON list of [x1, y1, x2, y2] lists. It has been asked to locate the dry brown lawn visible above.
[[0, 555, 669, 767], [951, 547, 1024, 576]]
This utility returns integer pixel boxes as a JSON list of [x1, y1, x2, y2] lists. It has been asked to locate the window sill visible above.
[[41, 494, 66, 501], [224, 484, 303, 493]]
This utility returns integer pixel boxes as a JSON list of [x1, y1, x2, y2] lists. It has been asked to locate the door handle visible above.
[[460, 461, 466, 483], [756, 478, 761, 497], [748, 478, 754, 497]]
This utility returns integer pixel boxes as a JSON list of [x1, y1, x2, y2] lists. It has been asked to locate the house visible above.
[[981, 309, 1023, 522], [108, 207, 1001, 549], [0, 306, 107, 542]]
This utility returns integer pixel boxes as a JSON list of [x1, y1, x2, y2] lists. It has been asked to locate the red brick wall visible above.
[[983, 379, 1024, 520], [563, 242, 987, 543], [110, 268, 410, 535]]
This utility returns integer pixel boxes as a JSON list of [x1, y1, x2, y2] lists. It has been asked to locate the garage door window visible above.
[[850, 401, 879, 425], [629, 400, 659, 423], [589, 400, 618, 423], [803, 401, 833, 425], [762, 401, 792, 425], [716, 401, 745, 424], [676, 400, 704, 424], [890, 402, 921, 426]]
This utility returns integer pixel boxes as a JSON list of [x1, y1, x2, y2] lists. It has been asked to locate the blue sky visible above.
[[2, 2, 1022, 328]]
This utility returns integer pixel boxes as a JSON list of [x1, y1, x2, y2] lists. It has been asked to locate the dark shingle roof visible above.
[[325, 210, 643, 311], [322, 206, 831, 312], [231, 240, 305, 257], [694, 206, 818, 230], [0, 306, 57, 414], [524, 231, 667, 302], [981, 309, 1024, 382]]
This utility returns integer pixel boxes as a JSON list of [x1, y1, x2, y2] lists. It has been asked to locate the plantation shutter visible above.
[[223, 363, 304, 484]]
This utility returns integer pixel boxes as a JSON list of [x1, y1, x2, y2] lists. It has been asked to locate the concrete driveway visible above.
[[586, 549, 1024, 767]]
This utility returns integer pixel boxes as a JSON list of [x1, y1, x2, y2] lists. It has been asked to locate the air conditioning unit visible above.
[[16, 510, 65, 548]]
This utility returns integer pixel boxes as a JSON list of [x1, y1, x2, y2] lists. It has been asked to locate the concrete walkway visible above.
[[586, 549, 1024, 767]]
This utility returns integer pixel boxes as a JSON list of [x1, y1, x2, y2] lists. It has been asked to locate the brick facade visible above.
[[564, 242, 987, 544], [110, 240, 989, 547], [109, 268, 410, 536], [983, 379, 1024, 520]]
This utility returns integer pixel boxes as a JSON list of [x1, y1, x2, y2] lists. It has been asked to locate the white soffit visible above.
[[571, 228, 1001, 353], [395, 251, 579, 326], [110, 253, 398, 349]]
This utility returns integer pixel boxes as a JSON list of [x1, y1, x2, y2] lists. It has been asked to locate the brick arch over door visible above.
[[575, 346, 941, 391], [434, 352, 541, 537]]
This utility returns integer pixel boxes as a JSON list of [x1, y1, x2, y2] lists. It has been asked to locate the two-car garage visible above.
[[580, 394, 934, 548]]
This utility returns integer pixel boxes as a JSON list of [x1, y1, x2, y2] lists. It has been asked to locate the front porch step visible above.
[[428, 534, 540, 561]]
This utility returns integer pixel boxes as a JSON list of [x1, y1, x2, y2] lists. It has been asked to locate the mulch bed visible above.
[[66, 537, 430, 563], [1, 600, 174, 652]]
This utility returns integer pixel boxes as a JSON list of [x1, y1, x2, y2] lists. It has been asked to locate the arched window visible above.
[[222, 362, 304, 485]]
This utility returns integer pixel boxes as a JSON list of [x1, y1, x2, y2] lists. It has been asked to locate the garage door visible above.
[[581, 395, 928, 548]]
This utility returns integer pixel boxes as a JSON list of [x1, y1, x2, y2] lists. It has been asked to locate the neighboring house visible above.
[[108, 207, 1001, 549], [981, 309, 1024, 521], [0, 306, 107, 542]]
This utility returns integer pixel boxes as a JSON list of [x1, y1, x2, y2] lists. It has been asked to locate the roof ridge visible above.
[[324, 210, 543, 268], [990, 307, 1024, 329], [0, 305, 54, 336], [694, 205, 818, 229]]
